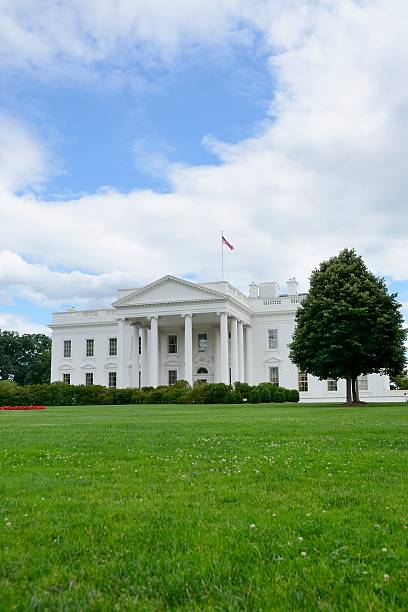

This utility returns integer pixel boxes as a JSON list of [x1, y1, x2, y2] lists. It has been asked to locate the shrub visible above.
[[7, 385, 27, 406], [274, 390, 285, 403], [213, 383, 229, 404], [190, 383, 206, 404], [287, 389, 300, 403], [268, 386, 277, 401], [0, 380, 18, 391], [144, 389, 165, 404], [130, 389, 144, 404], [47, 382, 73, 405], [258, 382, 279, 400], [259, 386, 272, 403], [249, 387, 261, 403], [115, 388, 133, 405], [0, 381, 297, 406], [233, 382, 250, 400], [166, 381, 190, 403], [283, 387, 292, 402], [172, 380, 189, 390], [74, 385, 107, 406], [225, 390, 242, 404], [0, 380, 18, 405], [179, 389, 194, 404]]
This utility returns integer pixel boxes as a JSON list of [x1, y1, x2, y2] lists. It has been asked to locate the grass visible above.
[[0, 403, 407, 611]]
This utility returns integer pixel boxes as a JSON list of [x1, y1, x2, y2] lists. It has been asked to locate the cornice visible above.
[[115, 297, 223, 309]]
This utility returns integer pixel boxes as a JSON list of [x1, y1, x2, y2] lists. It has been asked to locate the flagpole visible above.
[[221, 231, 224, 280]]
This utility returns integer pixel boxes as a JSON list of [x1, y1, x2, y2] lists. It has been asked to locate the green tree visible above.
[[289, 249, 407, 403], [390, 370, 408, 390], [0, 330, 51, 385]]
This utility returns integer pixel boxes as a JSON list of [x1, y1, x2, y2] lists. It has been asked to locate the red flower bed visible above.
[[0, 405, 47, 411]]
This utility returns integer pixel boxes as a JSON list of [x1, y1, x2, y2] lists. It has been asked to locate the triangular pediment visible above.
[[112, 275, 226, 307], [263, 356, 284, 364], [80, 362, 97, 370]]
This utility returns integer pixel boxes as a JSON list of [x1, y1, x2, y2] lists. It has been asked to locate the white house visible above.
[[50, 275, 405, 402]]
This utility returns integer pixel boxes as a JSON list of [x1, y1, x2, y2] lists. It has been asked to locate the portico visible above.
[[107, 276, 252, 388], [116, 310, 250, 388]]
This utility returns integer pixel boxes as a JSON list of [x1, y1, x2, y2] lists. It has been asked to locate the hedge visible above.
[[0, 380, 300, 406]]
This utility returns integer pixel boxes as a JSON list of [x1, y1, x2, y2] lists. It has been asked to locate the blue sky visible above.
[[0, 1, 407, 335], [39, 50, 271, 195]]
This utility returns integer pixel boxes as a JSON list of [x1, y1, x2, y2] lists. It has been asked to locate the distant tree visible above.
[[0, 331, 51, 385], [390, 370, 408, 390], [289, 249, 407, 403]]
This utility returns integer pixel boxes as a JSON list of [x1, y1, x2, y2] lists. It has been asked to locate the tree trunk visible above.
[[351, 375, 360, 403], [346, 376, 352, 403]]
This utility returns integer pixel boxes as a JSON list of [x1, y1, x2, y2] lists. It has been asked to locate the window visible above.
[[108, 372, 117, 388], [109, 337, 117, 356], [62, 373, 71, 385], [168, 370, 177, 385], [298, 371, 308, 392], [358, 375, 368, 391], [138, 371, 141, 388], [63, 340, 71, 358], [197, 367, 208, 374], [139, 335, 142, 355], [269, 366, 279, 386], [85, 372, 93, 386], [198, 333, 208, 353], [268, 329, 278, 350], [86, 338, 94, 357], [168, 335, 178, 354], [327, 378, 338, 392]]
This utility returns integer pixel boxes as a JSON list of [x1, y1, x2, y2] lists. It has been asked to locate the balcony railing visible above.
[[52, 309, 117, 324], [252, 295, 306, 311]]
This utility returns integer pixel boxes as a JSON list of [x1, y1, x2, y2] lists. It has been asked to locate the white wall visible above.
[[51, 323, 122, 386], [250, 312, 298, 388]]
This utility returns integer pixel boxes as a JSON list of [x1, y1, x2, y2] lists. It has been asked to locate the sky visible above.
[[0, 0, 407, 336]]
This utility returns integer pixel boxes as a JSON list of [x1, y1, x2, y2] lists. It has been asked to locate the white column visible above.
[[184, 314, 193, 386], [213, 325, 220, 383], [245, 325, 253, 384], [141, 327, 148, 387], [131, 323, 139, 387], [230, 317, 238, 384], [159, 331, 166, 386], [149, 316, 159, 387], [117, 318, 126, 388], [238, 320, 244, 382], [219, 312, 229, 384]]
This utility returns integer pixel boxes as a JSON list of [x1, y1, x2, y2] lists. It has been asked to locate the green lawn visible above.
[[0, 404, 407, 611]]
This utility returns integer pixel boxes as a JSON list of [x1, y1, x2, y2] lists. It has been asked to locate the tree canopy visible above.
[[390, 370, 408, 390], [289, 249, 407, 403], [0, 330, 51, 385]]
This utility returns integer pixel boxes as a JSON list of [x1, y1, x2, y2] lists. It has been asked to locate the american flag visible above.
[[222, 235, 234, 250]]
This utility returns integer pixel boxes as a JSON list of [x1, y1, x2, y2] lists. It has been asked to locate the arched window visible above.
[[197, 367, 208, 374]]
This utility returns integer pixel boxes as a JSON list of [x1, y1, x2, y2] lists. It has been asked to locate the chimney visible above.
[[249, 282, 259, 298], [287, 277, 299, 295]]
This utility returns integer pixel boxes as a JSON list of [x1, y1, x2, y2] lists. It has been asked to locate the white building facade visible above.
[[50, 275, 405, 402]]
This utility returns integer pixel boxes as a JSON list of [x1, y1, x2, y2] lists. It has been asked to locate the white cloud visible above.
[[0, 312, 50, 335], [0, 250, 141, 308], [132, 137, 179, 179], [0, 0, 260, 79], [0, 113, 49, 191], [0, 0, 408, 312]]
